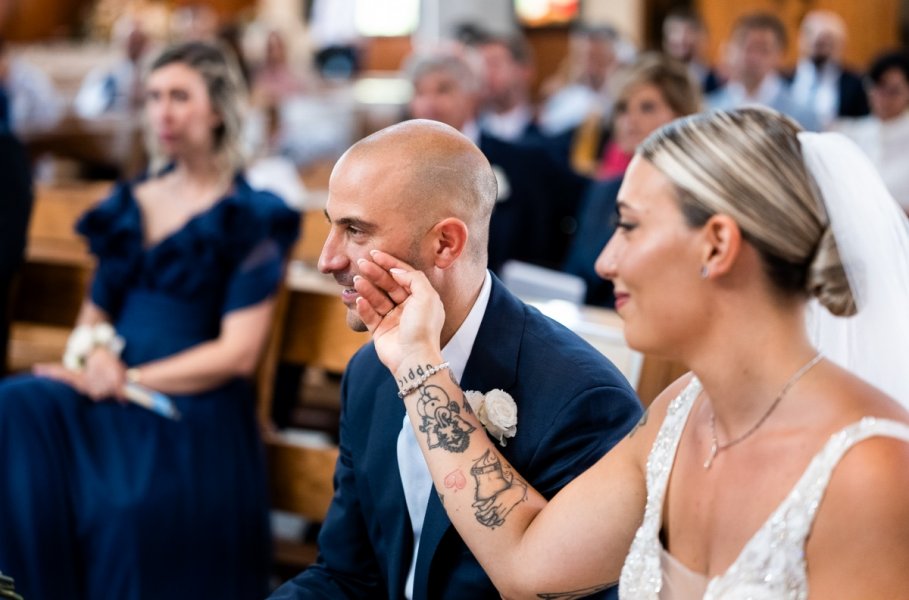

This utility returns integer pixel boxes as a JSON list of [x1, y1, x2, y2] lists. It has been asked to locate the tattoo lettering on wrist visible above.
[[470, 449, 527, 529], [416, 385, 476, 453], [537, 582, 617, 599], [397, 363, 435, 390]]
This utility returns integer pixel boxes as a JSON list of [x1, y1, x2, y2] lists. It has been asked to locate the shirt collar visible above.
[[441, 270, 492, 382], [728, 73, 783, 105], [479, 104, 533, 142]]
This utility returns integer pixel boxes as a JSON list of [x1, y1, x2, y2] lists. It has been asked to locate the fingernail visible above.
[[369, 249, 380, 256], [356, 258, 367, 265], [390, 268, 406, 274], [353, 275, 362, 282]]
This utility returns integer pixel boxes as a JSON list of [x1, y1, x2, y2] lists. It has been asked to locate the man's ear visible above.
[[430, 217, 469, 269], [701, 214, 743, 278]]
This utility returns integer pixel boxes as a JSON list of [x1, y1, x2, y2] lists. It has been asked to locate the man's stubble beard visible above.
[[345, 242, 430, 333]]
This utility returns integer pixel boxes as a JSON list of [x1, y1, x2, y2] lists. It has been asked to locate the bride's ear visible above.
[[700, 214, 742, 278]]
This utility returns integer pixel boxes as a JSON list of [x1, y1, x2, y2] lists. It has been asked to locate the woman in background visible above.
[[563, 53, 700, 307], [0, 41, 299, 599]]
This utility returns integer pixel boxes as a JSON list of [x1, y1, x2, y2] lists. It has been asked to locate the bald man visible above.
[[788, 10, 869, 127], [269, 120, 641, 600]]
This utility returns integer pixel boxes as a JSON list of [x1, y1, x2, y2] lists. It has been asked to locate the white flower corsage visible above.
[[465, 389, 517, 446]]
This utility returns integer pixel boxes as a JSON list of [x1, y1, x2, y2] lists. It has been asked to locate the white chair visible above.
[[501, 260, 586, 304]]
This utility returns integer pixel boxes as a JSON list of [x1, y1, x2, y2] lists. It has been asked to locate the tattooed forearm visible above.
[[537, 582, 617, 599], [628, 408, 649, 438], [470, 449, 527, 528], [416, 384, 476, 453]]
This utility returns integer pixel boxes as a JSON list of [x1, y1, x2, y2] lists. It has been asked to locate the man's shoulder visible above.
[[514, 301, 633, 392], [342, 344, 390, 399]]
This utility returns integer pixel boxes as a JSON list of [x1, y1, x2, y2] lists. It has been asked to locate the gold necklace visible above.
[[703, 353, 823, 469]]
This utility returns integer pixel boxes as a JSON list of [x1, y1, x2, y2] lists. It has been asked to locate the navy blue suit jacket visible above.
[[270, 275, 642, 599], [836, 69, 870, 118], [562, 176, 622, 308], [481, 134, 590, 274]]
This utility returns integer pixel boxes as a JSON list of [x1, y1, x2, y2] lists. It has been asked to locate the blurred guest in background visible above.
[[789, 10, 869, 129], [471, 31, 576, 168], [0, 41, 299, 600], [408, 51, 588, 273], [538, 25, 631, 136], [833, 50, 909, 213], [170, 3, 219, 42], [474, 33, 538, 144], [563, 53, 700, 307], [250, 29, 307, 111], [309, 0, 361, 80], [708, 13, 820, 131], [0, 36, 63, 135], [75, 16, 151, 118], [662, 7, 721, 94]]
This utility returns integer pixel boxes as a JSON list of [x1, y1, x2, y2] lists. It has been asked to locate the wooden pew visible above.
[[8, 182, 110, 371]]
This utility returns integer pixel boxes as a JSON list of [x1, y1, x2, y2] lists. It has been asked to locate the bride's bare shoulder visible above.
[[807, 408, 909, 595], [622, 372, 697, 449]]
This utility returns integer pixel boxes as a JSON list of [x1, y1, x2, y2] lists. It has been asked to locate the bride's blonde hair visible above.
[[640, 107, 855, 316]]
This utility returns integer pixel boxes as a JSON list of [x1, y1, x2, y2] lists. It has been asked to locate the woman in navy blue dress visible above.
[[0, 42, 299, 599]]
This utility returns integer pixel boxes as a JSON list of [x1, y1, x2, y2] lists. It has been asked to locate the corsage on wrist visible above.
[[62, 323, 126, 371], [465, 389, 517, 446]]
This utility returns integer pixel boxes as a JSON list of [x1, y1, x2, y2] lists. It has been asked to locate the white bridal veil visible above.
[[799, 132, 909, 405]]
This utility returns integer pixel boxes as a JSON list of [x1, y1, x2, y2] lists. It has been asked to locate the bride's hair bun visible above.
[[806, 226, 857, 316]]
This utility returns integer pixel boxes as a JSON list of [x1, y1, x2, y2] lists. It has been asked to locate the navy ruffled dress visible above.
[[0, 175, 300, 599]]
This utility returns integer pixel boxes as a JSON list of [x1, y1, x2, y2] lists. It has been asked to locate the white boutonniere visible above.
[[465, 389, 517, 446]]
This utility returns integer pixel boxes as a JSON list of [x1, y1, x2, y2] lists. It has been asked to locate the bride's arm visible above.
[[355, 252, 662, 598]]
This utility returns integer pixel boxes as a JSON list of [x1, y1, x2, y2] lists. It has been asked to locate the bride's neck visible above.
[[685, 298, 816, 433]]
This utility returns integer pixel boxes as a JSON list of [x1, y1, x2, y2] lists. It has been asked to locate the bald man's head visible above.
[[333, 119, 498, 261], [800, 10, 847, 65]]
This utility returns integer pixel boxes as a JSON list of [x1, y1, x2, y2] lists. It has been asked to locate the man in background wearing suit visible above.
[[269, 119, 641, 599], [788, 10, 869, 129], [707, 13, 820, 131], [406, 52, 589, 274]]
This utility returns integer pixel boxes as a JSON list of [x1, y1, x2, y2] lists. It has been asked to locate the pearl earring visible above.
[[700, 266, 709, 279]]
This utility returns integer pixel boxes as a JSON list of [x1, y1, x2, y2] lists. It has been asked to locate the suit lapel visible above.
[[411, 276, 525, 599]]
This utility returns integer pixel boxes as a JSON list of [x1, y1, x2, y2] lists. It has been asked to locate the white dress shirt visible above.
[[723, 73, 785, 107], [398, 270, 492, 599], [479, 104, 534, 142], [791, 59, 840, 128]]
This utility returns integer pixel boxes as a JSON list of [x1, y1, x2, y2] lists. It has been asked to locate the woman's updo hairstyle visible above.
[[639, 107, 856, 316], [145, 41, 248, 173]]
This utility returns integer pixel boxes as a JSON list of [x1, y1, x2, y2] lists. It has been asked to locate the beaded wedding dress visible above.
[[618, 377, 909, 599]]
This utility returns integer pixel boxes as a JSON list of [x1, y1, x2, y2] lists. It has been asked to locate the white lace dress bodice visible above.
[[619, 377, 909, 599]]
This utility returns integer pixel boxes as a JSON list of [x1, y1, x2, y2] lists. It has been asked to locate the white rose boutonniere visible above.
[[465, 389, 517, 446]]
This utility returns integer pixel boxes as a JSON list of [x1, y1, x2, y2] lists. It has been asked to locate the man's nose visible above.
[[317, 229, 347, 274]]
